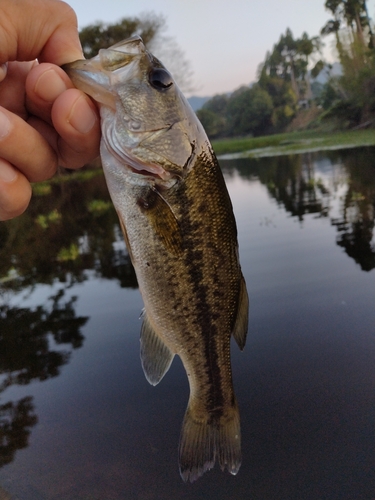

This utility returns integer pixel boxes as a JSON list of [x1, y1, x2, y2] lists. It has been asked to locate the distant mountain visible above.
[[187, 84, 256, 111], [187, 95, 211, 111], [186, 67, 341, 113]]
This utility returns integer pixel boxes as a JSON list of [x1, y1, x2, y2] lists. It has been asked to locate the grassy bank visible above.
[[212, 129, 375, 158]]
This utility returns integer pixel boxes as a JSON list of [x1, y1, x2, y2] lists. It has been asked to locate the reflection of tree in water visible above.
[[263, 153, 331, 220], [0, 171, 137, 292], [0, 288, 88, 467], [331, 148, 375, 271], [222, 153, 332, 220], [0, 397, 36, 468], [222, 147, 375, 271], [0, 170, 138, 469]]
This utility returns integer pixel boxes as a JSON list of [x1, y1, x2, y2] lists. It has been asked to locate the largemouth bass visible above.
[[64, 36, 248, 482]]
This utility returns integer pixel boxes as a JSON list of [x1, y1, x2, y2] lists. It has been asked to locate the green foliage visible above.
[[318, 81, 341, 109], [36, 209, 61, 230], [198, 27, 323, 139], [211, 128, 375, 155], [340, 44, 375, 117], [32, 183, 52, 196], [57, 243, 80, 262], [198, 85, 274, 138], [320, 0, 375, 125], [79, 13, 165, 58], [258, 73, 297, 130], [202, 94, 229, 115], [196, 94, 229, 138], [226, 85, 274, 136], [260, 29, 321, 88], [311, 59, 325, 78], [196, 108, 226, 138], [87, 199, 112, 215]]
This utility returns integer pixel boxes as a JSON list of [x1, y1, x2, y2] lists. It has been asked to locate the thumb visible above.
[[0, 0, 83, 66]]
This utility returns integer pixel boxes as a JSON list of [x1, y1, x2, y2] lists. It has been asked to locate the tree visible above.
[[323, 0, 371, 47], [79, 16, 159, 58], [196, 94, 229, 138], [196, 108, 226, 138], [320, 0, 375, 125], [258, 72, 297, 130], [260, 29, 322, 104], [226, 85, 274, 137], [256, 28, 322, 130], [79, 13, 193, 92]]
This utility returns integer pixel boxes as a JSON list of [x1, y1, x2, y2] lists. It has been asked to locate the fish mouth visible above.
[[62, 36, 146, 110]]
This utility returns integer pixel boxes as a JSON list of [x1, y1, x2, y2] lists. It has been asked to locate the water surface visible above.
[[0, 148, 375, 499]]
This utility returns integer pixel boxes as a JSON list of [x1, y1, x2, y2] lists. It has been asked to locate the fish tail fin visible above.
[[178, 401, 241, 482]]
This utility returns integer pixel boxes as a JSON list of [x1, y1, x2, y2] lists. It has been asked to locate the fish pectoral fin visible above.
[[140, 312, 175, 386], [232, 275, 249, 351], [117, 211, 135, 262], [138, 188, 183, 256]]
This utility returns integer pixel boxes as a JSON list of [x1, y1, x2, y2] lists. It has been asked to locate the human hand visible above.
[[0, 0, 101, 221]]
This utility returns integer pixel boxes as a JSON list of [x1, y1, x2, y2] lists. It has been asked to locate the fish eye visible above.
[[149, 68, 173, 91]]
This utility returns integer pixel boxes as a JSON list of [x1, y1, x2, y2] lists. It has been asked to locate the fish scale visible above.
[[64, 35, 248, 482]]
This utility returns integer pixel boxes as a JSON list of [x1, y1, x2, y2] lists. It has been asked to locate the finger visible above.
[[0, 61, 36, 119], [51, 89, 101, 169], [0, 106, 57, 182], [26, 64, 101, 169], [0, 158, 32, 221], [0, 0, 83, 65], [26, 63, 74, 124]]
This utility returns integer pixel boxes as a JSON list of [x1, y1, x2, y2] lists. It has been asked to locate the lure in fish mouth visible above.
[[64, 36, 249, 483]]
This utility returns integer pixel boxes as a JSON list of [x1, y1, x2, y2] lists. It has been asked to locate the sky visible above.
[[67, 0, 375, 97]]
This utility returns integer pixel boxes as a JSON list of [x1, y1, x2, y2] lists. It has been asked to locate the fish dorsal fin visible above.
[[140, 312, 175, 386], [137, 188, 183, 256], [232, 275, 249, 351]]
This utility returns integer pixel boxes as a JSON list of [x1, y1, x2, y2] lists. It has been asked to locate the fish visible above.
[[63, 36, 249, 482]]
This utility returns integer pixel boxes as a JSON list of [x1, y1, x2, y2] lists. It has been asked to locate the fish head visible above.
[[64, 36, 205, 185]]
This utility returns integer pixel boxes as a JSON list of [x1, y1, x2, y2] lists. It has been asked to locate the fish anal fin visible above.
[[137, 188, 183, 256], [140, 312, 174, 386], [179, 402, 241, 482], [232, 275, 249, 351]]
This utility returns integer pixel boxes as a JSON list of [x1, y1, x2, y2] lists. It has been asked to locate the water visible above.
[[0, 148, 375, 499]]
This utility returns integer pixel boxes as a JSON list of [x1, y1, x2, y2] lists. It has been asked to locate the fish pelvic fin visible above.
[[232, 275, 249, 351], [140, 312, 175, 386], [178, 401, 241, 482]]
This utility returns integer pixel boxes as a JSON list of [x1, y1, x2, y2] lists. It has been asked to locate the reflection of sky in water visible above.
[[1, 151, 375, 499]]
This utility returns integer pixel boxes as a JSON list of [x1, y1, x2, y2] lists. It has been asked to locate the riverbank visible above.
[[212, 129, 375, 159]]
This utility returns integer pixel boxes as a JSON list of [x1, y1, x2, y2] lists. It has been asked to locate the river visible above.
[[0, 147, 374, 499]]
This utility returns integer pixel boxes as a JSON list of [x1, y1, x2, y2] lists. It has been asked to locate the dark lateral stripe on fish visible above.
[[178, 167, 228, 418]]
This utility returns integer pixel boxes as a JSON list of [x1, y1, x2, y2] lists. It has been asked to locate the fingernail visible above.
[[34, 69, 68, 102], [0, 109, 11, 138], [0, 158, 17, 182], [0, 63, 7, 81], [68, 95, 97, 134]]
